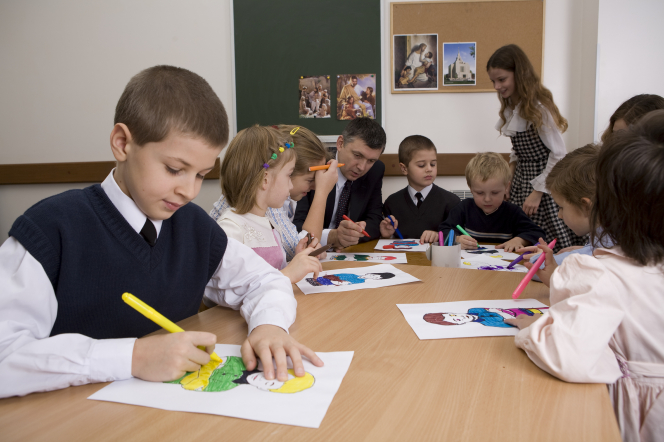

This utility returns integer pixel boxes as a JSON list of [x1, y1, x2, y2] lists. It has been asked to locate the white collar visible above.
[[407, 184, 432, 201], [101, 169, 163, 237]]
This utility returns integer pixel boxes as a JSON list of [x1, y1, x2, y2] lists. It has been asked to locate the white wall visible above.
[[595, 0, 664, 140], [0, 0, 601, 236]]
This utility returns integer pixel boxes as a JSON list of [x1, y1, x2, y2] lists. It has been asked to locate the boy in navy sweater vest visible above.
[[438, 152, 545, 252], [381, 135, 460, 243], [0, 66, 322, 398]]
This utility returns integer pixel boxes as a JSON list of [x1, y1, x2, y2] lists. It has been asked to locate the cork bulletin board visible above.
[[391, 0, 544, 93]]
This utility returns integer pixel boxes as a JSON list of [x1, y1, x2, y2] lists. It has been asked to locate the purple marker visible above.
[[507, 242, 540, 269]]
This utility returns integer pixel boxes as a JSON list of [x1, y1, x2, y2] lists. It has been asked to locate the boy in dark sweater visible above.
[[381, 135, 460, 243], [438, 152, 545, 252], [0, 66, 322, 398]]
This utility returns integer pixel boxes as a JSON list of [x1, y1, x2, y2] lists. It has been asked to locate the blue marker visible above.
[[448, 230, 455, 246], [386, 215, 403, 240]]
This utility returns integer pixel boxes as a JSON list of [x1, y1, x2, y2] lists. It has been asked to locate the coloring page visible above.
[[89, 344, 354, 428], [397, 299, 549, 339], [458, 255, 528, 273], [296, 264, 420, 295], [374, 239, 430, 252], [320, 253, 407, 263], [460, 245, 522, 260]]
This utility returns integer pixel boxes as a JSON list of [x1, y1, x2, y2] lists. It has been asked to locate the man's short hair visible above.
[[546, 144, 599, 211], [341, 118, 386, 151], [398, 135, 437, 165], [465, 152, 511, 187], [114, 65, 228, 147]]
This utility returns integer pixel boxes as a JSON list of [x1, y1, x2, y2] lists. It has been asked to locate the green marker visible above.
[[456, 225, 471, 237]]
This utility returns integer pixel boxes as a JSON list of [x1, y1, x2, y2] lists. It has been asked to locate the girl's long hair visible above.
[[487, 44, 567, 134]]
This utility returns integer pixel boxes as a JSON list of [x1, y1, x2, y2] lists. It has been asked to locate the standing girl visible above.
[[508, 110, 664, 442], [211, 125, 337, 261], [487, 44, 584, 251]]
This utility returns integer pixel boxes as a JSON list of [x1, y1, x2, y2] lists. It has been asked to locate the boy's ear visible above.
[[110, 123, 133, 162], [399, 162, 408, 176]]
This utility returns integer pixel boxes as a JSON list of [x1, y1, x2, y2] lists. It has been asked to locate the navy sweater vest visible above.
[[9, 185, 227, 339]]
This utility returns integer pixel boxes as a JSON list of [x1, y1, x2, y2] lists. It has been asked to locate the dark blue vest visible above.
[[9, 185, 227, 339]]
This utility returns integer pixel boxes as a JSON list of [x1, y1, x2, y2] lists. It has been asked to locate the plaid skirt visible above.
[[509, 125, 586, 252]]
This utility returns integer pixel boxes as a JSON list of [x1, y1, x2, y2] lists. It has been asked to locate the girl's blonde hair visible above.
[[274, 125, 328, 175], [487, 44, 568, 134], [220, 125, 295, 214]]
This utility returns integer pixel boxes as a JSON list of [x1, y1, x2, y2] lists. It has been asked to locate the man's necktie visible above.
[[415, 192, 424, 208], [140, 219, 157, 246], [333, 181, 352, 229]]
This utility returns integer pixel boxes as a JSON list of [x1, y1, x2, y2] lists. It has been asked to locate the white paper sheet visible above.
[[295, 264, 420, 295], [374, 239, 430, 252], [320, 252, 408, 263], [88, 344, 354, 429], [459, 255, 528, 273], [397, 299, 549, 340], [460, 245, 522, 260]]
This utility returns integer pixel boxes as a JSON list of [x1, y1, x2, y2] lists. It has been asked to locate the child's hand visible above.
[[332, 220, 366, 250], [314, 160, 339, 195], [295, 234, 317, 255], [379, 216, 397, 239], [497, 237, 528, 253], [241, 325, 324, 382], [458, 234, 478, 249], [420, 230, 438, 244], [281, 246, 323, 283], [522, 237, 557, 287], [523, 190, 543, 216], [504, 314, 542, 330], [131, 332, 217, 382]]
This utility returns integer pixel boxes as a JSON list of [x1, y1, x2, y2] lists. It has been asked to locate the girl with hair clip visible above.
[[507, 110, 664, 442], [487, 44, 584, 252], [212, 126, 338, 283], [600, 94, 664, 143]]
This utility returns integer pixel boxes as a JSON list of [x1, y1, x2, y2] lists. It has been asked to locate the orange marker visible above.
[[309, 163, 345, 171], [342, 215, 370, 238]]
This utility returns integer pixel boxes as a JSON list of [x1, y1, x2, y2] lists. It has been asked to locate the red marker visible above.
[[342, 215, 370, 238]]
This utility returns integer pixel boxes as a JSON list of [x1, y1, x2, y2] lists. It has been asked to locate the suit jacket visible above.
[[293, 160, 385, 241]]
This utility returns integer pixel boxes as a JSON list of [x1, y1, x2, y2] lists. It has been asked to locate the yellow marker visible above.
[[290, 127, 300, 135], [122, 292, 221, 362]]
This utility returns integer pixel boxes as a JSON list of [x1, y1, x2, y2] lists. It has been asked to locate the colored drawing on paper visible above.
[[467, 249, 499, 255], [423, 307, 548, 328], [166, 356, 314, 394], [383, 240, 419, 249], [330, 254, 395, 261], [305, 272, 395, 286]]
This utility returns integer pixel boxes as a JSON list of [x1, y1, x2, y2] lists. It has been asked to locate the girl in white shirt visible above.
[[508, 110, 664, 442], [217, 125, 327, 283], [487, 44, 584, 252]]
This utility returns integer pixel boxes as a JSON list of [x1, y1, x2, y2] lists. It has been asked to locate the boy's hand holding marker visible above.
[[379, 215, 398, 239]]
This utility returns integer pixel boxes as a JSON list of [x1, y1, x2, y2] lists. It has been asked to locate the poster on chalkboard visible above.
[[443, 42, 477, 86], [393, 34, 438, 91], [299, 75, 331, 119], [336, 74, 376, 120]]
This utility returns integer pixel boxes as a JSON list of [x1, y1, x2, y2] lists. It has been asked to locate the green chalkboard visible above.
[[233, 0, 381, 135]]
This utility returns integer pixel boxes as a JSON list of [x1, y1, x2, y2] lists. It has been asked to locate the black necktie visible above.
[[140, 219, 157, 246], [415, 192, 423, 208], [333, 181, 352, 229]]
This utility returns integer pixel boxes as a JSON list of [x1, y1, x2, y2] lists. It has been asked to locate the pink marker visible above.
[[438, 231, 444, 246], [512, 239, 557, 299]]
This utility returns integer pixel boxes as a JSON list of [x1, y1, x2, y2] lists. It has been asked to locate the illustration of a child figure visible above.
[[330, 254, 397, 261], [167, 356, 315, 394], [408, 52, 434, 83], [306, 272, 395, 286], [398, 66, 413, 87], [423, 307, 549, 328], [299, 96, 312, 116]]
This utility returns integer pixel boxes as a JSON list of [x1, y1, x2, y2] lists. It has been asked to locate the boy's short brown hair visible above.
[[465, 152, 511, 187], [398, 135, 437, 165], [546, 144, 599, 212], [114, 65, 229, 147], [220, 126, 295, 214]]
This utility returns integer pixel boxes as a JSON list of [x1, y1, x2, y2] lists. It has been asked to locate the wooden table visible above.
[[0, 263, 621, 441]]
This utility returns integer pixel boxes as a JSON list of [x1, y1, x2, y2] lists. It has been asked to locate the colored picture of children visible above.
[[306, 272, 395, 286], [167, 356, 315, 394], [298, 76, 331, 119], [423, 307, 549, 328], [336, 74, 376, 120]]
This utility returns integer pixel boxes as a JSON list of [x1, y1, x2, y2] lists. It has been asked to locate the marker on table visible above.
[[342, 215, 371, 238], [385, 215, 403, 240], [122, 293, 221, 362], [507, 241, 540, 269], [512, 239, 557, 299], [309, 163, 345, 171]]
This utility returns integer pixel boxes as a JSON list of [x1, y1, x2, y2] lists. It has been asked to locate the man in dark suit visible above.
[[294, 118, 386, 250]]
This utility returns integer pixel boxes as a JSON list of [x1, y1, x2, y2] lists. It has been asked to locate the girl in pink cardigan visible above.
[[506, 110, 664, 442]]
